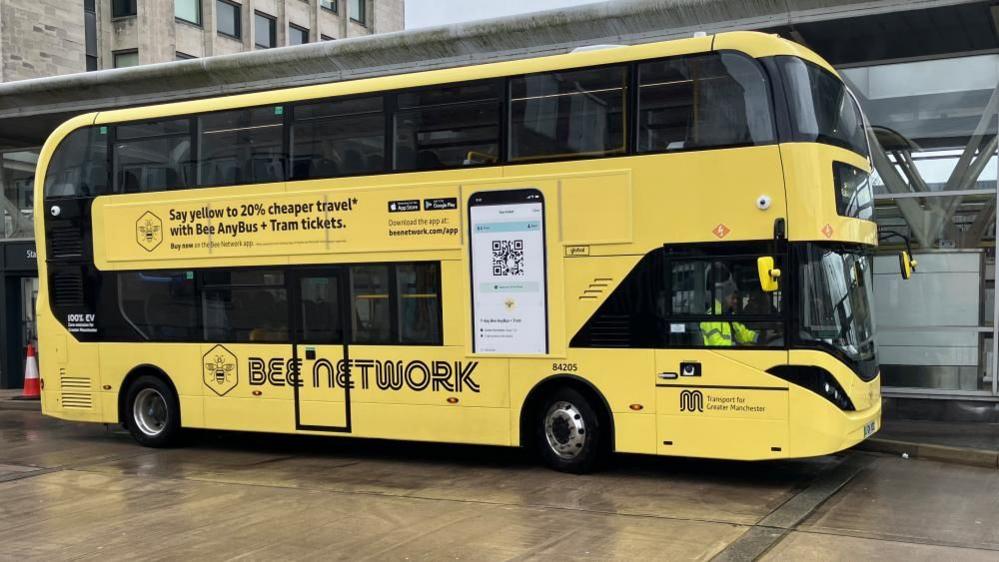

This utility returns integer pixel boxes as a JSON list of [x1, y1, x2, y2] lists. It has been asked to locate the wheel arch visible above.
[[117, 364, 180, 425], [518, 374, 615, 452]]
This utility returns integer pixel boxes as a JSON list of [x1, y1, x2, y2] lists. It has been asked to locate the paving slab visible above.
[[0, 389, 39, 411], [799, 456, 999, 551], [876, 419, 999, 452], [76, 431, 835, 526], [0, 410, 142, 469], [762, 530, 998, 561], [0, 469, 746, 561], [7, 410, 999, 560]]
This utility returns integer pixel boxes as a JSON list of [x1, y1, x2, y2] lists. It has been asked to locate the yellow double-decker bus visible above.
[[35, 31, 892, 473]]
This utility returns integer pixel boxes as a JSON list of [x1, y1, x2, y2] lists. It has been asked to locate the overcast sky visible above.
[[405, 0, 603, 29]]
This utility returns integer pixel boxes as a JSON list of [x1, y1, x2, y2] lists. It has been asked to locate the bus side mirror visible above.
[[900, 251, 917, 280], [757, 256, 781, 292]]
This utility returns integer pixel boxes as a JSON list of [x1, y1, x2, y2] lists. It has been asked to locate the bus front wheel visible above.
[[125, 375, 181, 447], [536, 388, 604, 473]]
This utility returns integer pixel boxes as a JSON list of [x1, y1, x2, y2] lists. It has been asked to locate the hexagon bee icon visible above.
[[136, 211, 163, 252], [203, 345, 238, 396]]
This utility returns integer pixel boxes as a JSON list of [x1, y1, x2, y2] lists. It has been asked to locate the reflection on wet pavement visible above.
[[1, 411, 997, 560]]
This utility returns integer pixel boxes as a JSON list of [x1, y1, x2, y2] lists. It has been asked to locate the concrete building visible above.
[[0, 0, 404, 82], [0, 0, 402, 391], [0, 0, 997, 423]]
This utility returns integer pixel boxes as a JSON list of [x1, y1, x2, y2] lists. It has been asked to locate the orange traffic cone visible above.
[[14, 343, 40, 400]]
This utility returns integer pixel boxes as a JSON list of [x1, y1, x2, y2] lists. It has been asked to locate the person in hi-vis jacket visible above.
[[700, 278, 758, 347]]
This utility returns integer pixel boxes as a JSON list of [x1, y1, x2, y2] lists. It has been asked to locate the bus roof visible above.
[[85, 31, 837, 128]]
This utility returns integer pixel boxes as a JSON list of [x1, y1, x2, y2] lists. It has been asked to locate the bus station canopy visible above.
[[0, 0, 989, 150]]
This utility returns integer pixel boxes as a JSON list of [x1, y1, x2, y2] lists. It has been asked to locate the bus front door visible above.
[[292, 268, 352, 432]]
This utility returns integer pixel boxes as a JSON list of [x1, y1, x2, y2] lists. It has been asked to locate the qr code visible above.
[[492, 239, 525, 276]]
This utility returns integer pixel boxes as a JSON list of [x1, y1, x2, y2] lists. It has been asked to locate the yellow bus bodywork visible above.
[[35, 31, 880, 461]]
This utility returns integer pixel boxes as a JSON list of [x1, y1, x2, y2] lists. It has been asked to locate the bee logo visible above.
[[202, 344, 238, 396], [135, 211, 163, 252]]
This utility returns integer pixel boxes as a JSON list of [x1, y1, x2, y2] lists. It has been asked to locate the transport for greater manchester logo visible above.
[[679, 389, 704, 412], [203, 344, 238, 396], [136, 211, 163, 252]]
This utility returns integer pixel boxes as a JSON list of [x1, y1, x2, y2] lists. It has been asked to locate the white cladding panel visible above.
[[874, 252, 981, 367]]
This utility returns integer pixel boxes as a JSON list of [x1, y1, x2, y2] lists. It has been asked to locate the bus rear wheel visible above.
[[125, 375, 181, 447], [536, 388, 604, 473]]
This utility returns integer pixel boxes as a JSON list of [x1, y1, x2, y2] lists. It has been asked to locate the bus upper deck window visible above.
[[509, 66, 626, 162], [637, 53, 774, 153], [291, 96, 385, 180], [778, 57, 869, 158], [200, 106, 285, 187], [393, 81, 500, 172], [114, 118, 194, 193], [44, 127, 109, 198]]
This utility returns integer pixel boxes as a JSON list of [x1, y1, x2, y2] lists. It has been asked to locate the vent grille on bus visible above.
[[60, 375, 91, 390], [51, 271, 85, 307], [61, 391, 93, 409], [48, 225, 84, 259], [579, 277, 613, 300], [587, 314, 631, 347]]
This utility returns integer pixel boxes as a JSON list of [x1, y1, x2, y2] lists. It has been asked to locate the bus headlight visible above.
[[768, 365, 855, 411]]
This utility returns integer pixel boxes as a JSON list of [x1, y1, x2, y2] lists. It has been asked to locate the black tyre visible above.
[[125, 375, 181, 447], [536, 387, 605, 473]]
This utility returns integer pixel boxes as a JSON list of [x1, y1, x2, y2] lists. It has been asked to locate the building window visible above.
[[289, 24, 309, 46], [175, 52, 196, 61], [349, 0, 365, 24], [113, 50, 139, 68], [321, 0, 338, 13], [321, 34, 335, 41], [84, 0, 98, 71], [216, 0, 241, 39], [254, 12, 276, 48], [111, 0, 136, 18], [2, 149, 40, 238], [175, 0, 202, 25]]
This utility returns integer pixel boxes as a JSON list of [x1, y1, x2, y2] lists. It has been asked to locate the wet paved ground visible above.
[[876, 419, 999, 451], [1, 410, 997, 561]]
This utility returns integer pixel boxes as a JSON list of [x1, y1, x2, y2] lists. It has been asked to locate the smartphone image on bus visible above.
[[468, 188, 548, 354]]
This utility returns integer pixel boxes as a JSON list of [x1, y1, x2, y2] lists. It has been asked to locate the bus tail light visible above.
[[767, 366, 855, 411]]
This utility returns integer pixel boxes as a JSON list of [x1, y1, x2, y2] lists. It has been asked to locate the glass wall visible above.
[[842, 54, 999, 396], [1, 149, 39, 239]]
